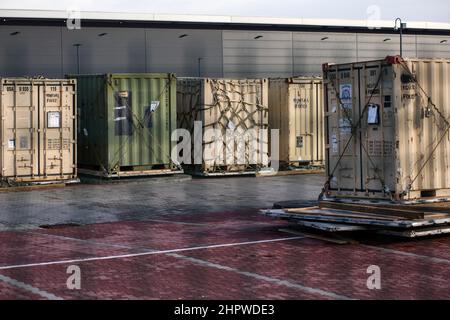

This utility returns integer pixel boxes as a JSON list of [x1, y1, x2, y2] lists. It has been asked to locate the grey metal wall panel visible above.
[[145, 29, 223, 77], [223, 31, 294, 78], [416, 35, 450, 59], [2, 26, 450, 79], [356, 34, 416, 61], [62, 27, 146, 75], [293, 32, 357, 76], [0, 26, 62, 77]]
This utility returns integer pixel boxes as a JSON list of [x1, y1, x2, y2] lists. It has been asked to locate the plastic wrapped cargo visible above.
[[69, 73, 180, 178], [0, 78, 77, 185], [177, 78, 269, 176], [268, 77, 324, 169], [322, 56, 450, 202]]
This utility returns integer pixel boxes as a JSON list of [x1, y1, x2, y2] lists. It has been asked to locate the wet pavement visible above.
[[0, 174, 323, 231], [0, 173, 449, 300]]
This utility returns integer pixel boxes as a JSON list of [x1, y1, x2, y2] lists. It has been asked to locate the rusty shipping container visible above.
[[323, 56, 450, 202], [0, 78, 77, 185], [69, 73, 180, 178], [177, 78, 269, 175], [269, 77, 325, 169]]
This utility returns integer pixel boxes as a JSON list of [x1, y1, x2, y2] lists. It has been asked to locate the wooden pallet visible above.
[[258, 168, 325, 177], [0, 183, 67, 193], [78, 168, 183, 179]]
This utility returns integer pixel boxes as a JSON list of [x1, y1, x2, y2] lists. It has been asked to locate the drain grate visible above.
[[39, 223, 82, 230]]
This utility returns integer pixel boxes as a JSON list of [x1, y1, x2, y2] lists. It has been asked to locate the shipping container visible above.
[[322, 56, 450, 202], [0, 78, 77, 185], [69, 73, 180, 178], [268, 77, 325, 169], [177, 78, 269, 176]]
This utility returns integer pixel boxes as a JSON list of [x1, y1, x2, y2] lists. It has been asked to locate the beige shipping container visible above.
[[323, 56, 450, 202], [177, 78, 269, 175], [269, 77, 325, 169], [0, 78, 77, 185]]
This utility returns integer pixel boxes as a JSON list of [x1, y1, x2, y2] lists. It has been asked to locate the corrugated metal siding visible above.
[[396, 59, 450, 195], [75, 75, 108, 167], [223, 31, 294, 78], [71, 73, 176, 172]]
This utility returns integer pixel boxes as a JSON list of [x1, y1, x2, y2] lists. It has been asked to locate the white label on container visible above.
[[331, 105, 337, 113], [83, 128, 89, 137], [47, 112, 61, 128], [339, 118, 352, 134], [150, 101, 160, 112], [8, 139, 15, 149], [340, 84, 352, 103], [367, 104, 379, 124], [331, 135, 338, 153]]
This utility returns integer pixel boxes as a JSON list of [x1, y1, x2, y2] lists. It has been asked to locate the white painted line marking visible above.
[[0, 237, 304, 271], [0, 274, 63, 300], [169, 253, 354, 300], [362, 245, 450, 265]]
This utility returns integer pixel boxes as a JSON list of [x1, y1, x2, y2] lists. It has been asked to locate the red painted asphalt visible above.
[[0, 210, 449, 300]]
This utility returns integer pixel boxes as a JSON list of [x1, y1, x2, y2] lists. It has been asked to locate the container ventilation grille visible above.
[[367, 140, 393, 156]]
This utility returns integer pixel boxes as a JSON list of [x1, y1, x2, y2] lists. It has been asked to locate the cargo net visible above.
[[178, 79, 269, 173]]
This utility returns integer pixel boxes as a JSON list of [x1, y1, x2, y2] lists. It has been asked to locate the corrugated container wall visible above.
[[177, 78, 269, 175], [323, 57, 450, 202], [70, 73, 178, 176], [269, 77, 325, 168], [0, 78, 77, 185]]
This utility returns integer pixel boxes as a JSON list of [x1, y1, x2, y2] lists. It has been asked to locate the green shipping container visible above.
[[68, 73, 179, 177]]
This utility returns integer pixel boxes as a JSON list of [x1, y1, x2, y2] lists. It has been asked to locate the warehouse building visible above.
[[0, 9, 450, 78]]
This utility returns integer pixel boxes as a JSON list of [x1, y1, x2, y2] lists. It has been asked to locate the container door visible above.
[[326, 64, 396, 196], [359, 66, 396, 194], [108, 76, 173, 169], [1, 82, 39, 179], [326, 67, 363, 192], [39, 82, 76, 179], [289, 82, 317, 163]]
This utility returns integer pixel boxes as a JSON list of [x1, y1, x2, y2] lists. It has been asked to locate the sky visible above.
[[0, 0, 449, 23]]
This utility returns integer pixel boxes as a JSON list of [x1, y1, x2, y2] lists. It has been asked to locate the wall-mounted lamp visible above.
[[321, 37, 329, 41], [10, 31, 20, 36], [441, 40, 448, 44], [179, 34, 188, 39], [98, 33, 108, 37], [394, 18, 407, 56], [383, 38, 391, 42], [254, 35, 263, 40]]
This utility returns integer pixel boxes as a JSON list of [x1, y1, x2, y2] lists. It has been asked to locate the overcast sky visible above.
[[0, 0, 449, 23]]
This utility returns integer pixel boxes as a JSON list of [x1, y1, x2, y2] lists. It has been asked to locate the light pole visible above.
[[73, 44, 82, 74], [394, 18, 407, 57], [198, 58, 203, 77]]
